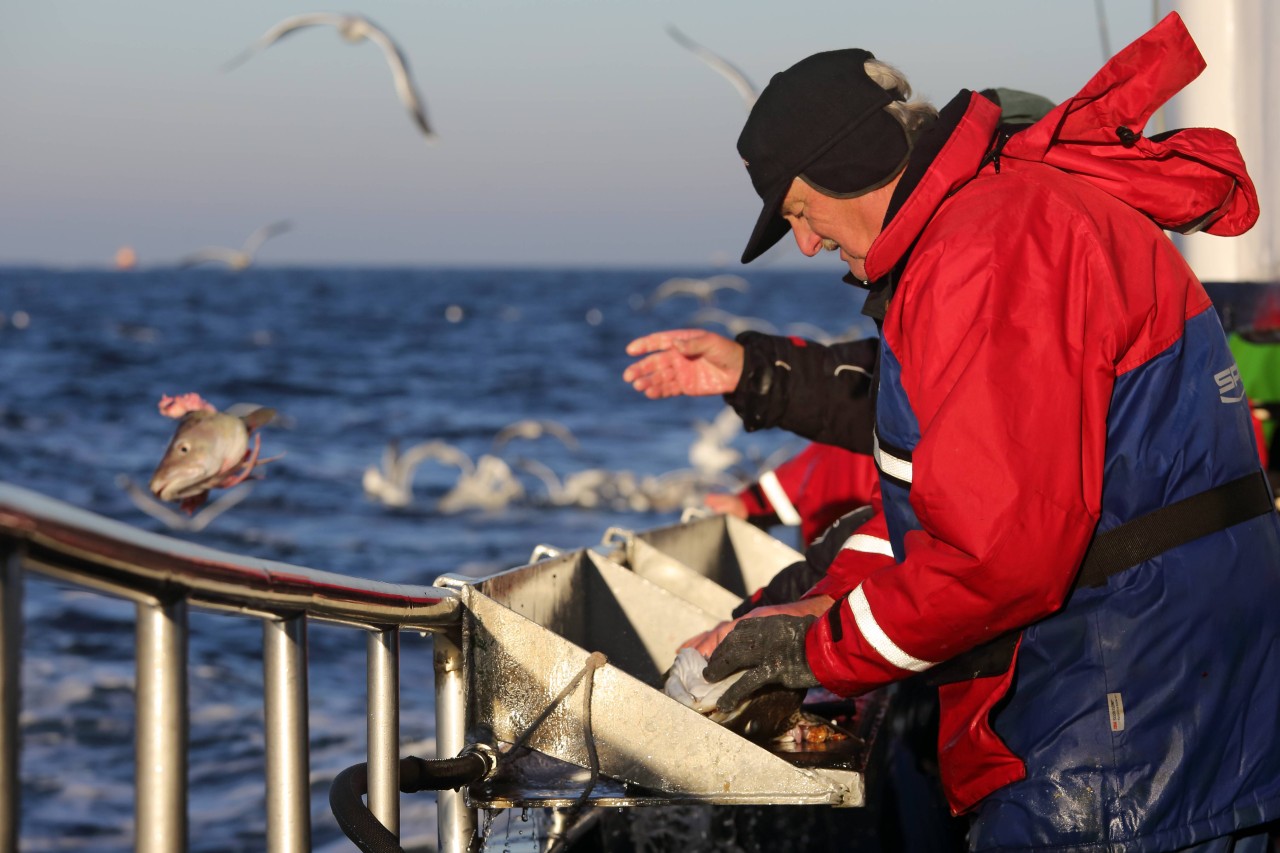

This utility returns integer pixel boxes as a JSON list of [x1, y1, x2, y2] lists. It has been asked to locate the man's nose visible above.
[[791, 221, 822, 257]]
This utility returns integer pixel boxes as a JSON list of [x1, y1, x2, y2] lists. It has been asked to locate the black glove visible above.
[[704, 615, 819, 712], [732, 505, 878, 618], [731, 560, 823, 618]]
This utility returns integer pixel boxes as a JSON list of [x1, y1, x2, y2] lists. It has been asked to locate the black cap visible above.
[[737, 49, 910, 263]]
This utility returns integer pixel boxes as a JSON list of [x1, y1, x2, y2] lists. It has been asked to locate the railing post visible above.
[[367, 628, 400, 836], [263, 615, 310, 853], [135, 596, 188, 853], [0, 541, 23, 853], [434, 627, 475, 853]]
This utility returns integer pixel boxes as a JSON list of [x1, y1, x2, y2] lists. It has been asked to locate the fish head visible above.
[[664, 647, 806, 742], [712, 685, 806, 741], [149, 411, 250, 502]]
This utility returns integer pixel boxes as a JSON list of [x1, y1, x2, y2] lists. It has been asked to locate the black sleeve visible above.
[[731, 559, 825, 617], [731, 505, 876, 616], [723, 332, 878, 455]]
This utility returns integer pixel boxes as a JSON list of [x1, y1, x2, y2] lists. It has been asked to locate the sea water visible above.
[[0, 266, 877, 851]]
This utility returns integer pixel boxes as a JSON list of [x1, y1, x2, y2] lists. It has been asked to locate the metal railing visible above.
[[0, 482, 462, 853]]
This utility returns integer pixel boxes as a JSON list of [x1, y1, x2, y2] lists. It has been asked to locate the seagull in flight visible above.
[[691, 306, 778, 338], [225, 13, 435, 140], [362, 439, 473, 508], [179, 220, 292, 270], [117, 475, 252, 532], [665, 25, 758, 109], [650, 274, 750, 307]]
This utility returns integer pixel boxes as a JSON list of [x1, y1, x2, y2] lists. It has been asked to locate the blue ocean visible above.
[[0, 266, 883, 851]]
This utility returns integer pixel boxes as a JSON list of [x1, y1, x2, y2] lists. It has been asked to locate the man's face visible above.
[[779, 176, 898, 281]]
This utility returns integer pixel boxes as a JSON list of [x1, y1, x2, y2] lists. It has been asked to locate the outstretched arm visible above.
[[623, 329, 745, 399]]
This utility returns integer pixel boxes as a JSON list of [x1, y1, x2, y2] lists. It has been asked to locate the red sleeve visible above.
[[750, 444, 820, 528], [789, 445, 880, 543], [808, 203, 1125, 694], [750, 443, 882, 543], [736, 482, 772, 518], [804, 479, 895, 600]]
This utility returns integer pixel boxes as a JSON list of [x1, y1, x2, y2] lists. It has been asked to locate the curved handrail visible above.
[[0, 482, 459, 629]]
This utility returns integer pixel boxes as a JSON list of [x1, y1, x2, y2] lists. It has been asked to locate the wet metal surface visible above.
[[445, 516, 888, 811]]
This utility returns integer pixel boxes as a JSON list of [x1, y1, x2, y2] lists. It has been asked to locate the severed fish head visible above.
[[149, 410, 252, 502], [147, 394, 276, 507]]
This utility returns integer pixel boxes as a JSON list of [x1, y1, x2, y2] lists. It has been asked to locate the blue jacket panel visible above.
[[872, 309, 1280, 851]]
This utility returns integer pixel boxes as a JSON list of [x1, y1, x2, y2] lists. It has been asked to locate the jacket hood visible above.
[[1002, 11, 1259, 237]]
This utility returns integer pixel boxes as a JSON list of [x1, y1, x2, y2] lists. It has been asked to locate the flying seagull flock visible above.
[[175, 13, 434, 270], [171, 16, 756, 271]]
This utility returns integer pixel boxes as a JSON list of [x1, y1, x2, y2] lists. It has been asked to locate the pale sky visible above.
[[1, 1, 1166, 269]]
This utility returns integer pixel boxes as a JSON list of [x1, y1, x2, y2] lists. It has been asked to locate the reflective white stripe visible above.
[[873, 432, 913, 484], [841, 533, 895, 558], [758, 470, 801, 526], [834, 364, 870, 378], [848, 585, 935, 673]]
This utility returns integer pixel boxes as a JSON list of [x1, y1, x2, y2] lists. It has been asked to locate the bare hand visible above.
[[623, 329, 745, 399], [679, 597, 834, 658], [704, 492, 748, 519]]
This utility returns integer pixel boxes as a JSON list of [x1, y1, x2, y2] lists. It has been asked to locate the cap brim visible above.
[[740, 180, 793, 264]]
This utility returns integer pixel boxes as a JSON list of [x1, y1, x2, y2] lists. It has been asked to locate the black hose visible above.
[[399, 753, 489, 793], [329, 752, 492, 853]]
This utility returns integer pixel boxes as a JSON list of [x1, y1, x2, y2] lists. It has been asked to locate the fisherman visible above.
[[625, 14, 1280, 852]]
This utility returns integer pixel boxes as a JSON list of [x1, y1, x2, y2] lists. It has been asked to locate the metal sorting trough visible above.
[[434, 514, 889, 825], [0, 482, 889, 853]]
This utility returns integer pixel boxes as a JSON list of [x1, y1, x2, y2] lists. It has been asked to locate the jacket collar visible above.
[[865, 91, 1001, 283]]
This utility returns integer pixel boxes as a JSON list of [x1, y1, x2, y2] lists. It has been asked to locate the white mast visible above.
[[1161, 0, 1278, 284]]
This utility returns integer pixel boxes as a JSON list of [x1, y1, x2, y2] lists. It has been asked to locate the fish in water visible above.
[[149, 393, 278, 513]]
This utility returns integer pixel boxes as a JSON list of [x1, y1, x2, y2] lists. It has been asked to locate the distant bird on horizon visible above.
[[225, 13, 435, 141], [650, 274, 749, 307], [665, 25, 758, 109], [179, 220, 293, 271]]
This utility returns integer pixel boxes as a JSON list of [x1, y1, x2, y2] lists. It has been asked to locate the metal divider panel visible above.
[[619, 516, 742, 593], [462, 587, 850, 805], [722, 516, 805, 594], [619, 538, 743, 621]]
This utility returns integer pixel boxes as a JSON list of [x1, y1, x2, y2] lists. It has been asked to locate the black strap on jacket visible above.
[[924, 470, 1277, 687]]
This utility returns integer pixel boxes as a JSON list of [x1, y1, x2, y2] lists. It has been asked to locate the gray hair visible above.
[[865, 58, 937, 143]]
